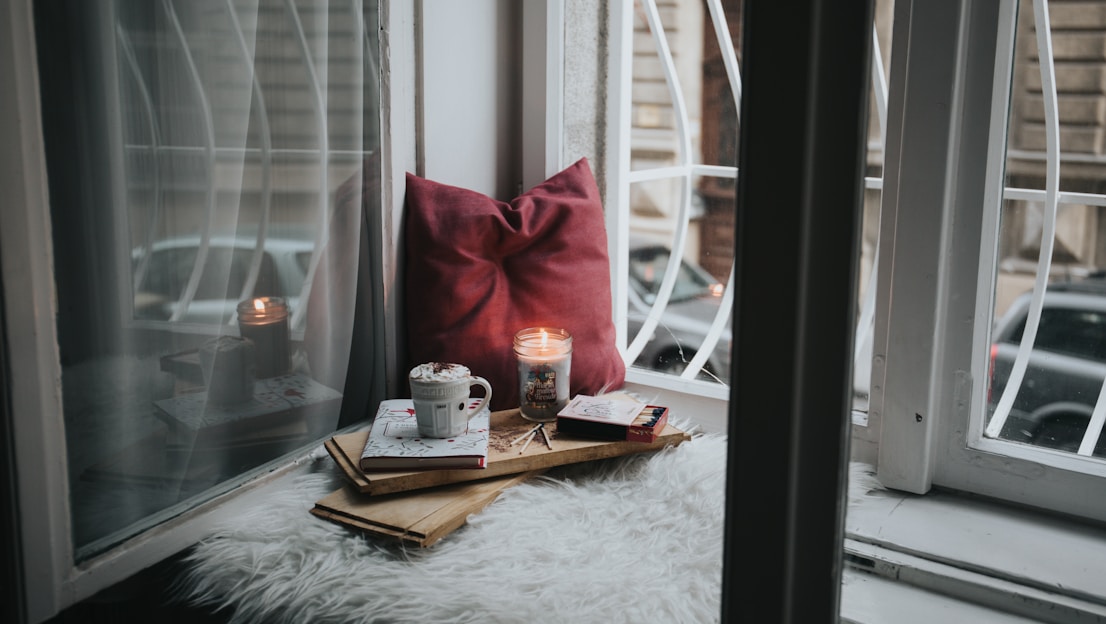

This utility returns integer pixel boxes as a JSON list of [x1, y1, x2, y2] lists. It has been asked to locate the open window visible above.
[[873, 0, 1106, 523]]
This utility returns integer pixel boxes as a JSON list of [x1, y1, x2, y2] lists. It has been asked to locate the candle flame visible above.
[[253, 298, 266, 311], [540, 330, 548, 349]]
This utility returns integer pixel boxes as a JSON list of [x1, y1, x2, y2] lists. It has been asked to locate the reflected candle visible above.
[[514, 327, 572, 422], [237, 296, 291, 378]]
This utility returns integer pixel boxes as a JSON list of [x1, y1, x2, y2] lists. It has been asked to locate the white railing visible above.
[[622, 0, 739, 388], [624, 0, 707, 378]]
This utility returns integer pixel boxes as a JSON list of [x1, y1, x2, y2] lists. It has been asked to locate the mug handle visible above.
[[466, 376, 493, 420]]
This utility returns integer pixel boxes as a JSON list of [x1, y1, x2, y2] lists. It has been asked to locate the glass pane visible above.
[[624, 0, 888, 401], [629, 2, 684, 172], [987, 0, 1106, 459], [626, 0, 739, 384], [35, 0, 381, 559]]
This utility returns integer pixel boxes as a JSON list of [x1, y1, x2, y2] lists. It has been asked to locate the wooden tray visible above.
[[310, 470, 542, 547], [324, 407, 690, 496]]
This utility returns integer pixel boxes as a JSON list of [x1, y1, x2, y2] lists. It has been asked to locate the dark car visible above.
[[626, 241, 732, 381], [988, 277, 1106, 456]]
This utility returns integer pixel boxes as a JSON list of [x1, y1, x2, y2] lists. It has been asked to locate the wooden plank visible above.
[[310, 470, 541, 547], [325, 407, 690, 496]]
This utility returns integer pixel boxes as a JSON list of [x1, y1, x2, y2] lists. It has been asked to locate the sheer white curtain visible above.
[[42, 0, 379, 559]]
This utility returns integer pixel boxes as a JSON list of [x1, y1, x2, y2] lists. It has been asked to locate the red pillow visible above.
[[404, 158, 625, 411]]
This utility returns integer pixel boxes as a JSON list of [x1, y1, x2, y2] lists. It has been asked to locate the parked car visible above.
[[626, 240, 732, 381], [989, 276, 1106, 456], [132, 232, 314, 324]]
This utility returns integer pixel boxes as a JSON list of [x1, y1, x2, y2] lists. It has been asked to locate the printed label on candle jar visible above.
[[523, 364, 559, 405]]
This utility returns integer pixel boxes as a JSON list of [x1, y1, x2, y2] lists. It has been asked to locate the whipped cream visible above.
[[409, 362, 470, 382]]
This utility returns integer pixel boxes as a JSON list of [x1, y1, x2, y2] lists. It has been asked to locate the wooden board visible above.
[[325, 407, 690, 496], [310, 470, 542, 547]]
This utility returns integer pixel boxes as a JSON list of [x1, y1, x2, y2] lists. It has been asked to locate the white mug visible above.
[[409, 363, 492, 438]]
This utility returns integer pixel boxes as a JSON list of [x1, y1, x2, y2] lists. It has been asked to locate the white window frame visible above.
[[873, 0, 1106, 522]]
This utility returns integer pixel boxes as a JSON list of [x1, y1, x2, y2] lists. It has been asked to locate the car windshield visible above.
[[1006, 306, 1106, 363], [629, 246, 717, 303]]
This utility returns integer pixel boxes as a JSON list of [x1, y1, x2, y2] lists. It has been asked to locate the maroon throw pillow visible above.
[[404, 158, 625, 411]]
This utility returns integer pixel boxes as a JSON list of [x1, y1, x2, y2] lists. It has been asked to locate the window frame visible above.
[[872, 0, 1106, 522]]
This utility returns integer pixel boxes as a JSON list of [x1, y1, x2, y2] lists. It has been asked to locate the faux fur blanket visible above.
[[177, 431, 880, 623]]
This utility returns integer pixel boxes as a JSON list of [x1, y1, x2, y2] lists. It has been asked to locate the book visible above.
[[154, 373, 342, 432], [310, 470, 542, 547], [325, 401, 691, 496], [556, 395, 671, 443], [358, 399, 490, 471]]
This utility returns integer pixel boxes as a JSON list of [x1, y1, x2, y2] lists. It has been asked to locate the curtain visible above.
[[37, 0, 379, 559]]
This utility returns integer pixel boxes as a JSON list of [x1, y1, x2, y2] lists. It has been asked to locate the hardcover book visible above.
[[310, 470, 541, 547], [359, 399, 490, 471]]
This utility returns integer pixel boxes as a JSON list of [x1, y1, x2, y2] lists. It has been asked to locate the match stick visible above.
[[539, 423, 553, 450], [518, 429, 538, 454], [509, 424, 542, 446]]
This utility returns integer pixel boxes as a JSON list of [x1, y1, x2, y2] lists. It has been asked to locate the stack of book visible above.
[[312, 393, 690, 547], [154, 373, 342, 451]]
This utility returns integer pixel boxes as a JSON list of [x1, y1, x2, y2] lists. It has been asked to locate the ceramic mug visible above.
[[409, 362, 492, 438]]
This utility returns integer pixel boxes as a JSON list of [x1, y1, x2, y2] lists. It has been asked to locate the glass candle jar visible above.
[[237, 296, 291, 378], [514, 327, 572, 422]]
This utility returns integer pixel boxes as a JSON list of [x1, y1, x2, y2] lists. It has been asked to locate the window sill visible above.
[[844, 483, 1106, 622], [622, 378, 729, 434]]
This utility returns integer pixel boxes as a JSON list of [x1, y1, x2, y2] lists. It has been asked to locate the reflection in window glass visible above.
[[35, 0, 381, 559]]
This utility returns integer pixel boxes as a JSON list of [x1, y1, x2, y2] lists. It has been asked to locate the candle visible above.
[[514, 327, 572, 422], [237, 296, 291, 378]]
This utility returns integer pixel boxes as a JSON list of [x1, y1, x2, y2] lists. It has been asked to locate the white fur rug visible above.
[[177, 430, 881, 623]]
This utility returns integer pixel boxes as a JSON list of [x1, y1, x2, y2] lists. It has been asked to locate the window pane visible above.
[[623, 0, 888, 395], [625, 0, 738, 384], [986, 0, 1106, 461], [35, 0, 381, 559]]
